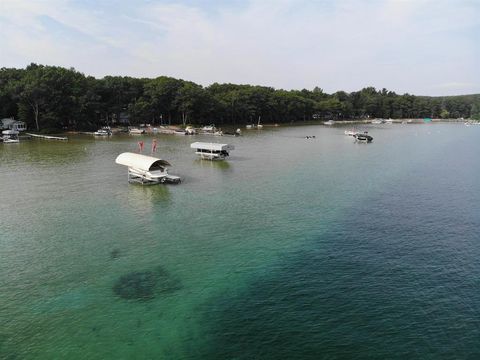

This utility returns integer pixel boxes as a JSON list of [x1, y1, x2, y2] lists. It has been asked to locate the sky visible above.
[[1, 0, 479, 96]]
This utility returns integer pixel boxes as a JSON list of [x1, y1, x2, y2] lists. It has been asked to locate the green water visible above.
[[1, 124, 479, 359]]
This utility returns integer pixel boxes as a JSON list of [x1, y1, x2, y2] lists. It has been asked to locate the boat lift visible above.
[[115, 152, 181, 184], [190, 142, 234, 160]]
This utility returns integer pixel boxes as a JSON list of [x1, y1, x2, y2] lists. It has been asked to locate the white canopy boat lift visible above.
[[190, 142, 234, 160], [115, 152, 181, 184]]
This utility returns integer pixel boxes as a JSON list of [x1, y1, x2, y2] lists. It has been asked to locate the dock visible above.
[[26, 133, 68, 141]]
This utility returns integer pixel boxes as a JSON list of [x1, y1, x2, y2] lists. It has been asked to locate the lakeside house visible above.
[[1, 118, 27, 132]]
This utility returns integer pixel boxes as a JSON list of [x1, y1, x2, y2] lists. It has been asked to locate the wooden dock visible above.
[[26, 133, 68, 141]]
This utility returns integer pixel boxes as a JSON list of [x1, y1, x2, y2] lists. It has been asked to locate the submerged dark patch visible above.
[[113, 266, 182, 301], [110, 249, 121, 260], [153, 266, 183, 294], [113, 271, 156, 300]]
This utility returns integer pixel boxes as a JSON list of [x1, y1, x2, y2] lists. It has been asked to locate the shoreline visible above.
[[50, 118, 475, 136]]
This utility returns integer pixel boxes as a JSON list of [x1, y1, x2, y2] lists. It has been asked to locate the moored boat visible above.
[[201, 125, 215, 133], [465, 121, 480, 126], [129, 128, 145, 135], [2, 138, 20, 143], [94, 128, 112, 136], [224, 128, 242, 136], [185, 126, 196, 135], [2, 130, 20, 143], [353, 131, 373, 143]]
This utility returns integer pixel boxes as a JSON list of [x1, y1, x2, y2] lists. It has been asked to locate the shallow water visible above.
[[1, 124, 479, 359]]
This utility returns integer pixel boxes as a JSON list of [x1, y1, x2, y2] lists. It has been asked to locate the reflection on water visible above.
[[124, 183, 171, 211], [0, 138, 88, 167], [193, 158, 232, 171]]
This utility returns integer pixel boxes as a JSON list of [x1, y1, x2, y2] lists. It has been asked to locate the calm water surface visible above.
[[1, 124, 479, 359]]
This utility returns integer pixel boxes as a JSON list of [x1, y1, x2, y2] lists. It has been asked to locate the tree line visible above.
[[1, 64, 479, 131]]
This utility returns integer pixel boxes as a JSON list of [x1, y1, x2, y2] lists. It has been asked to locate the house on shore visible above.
[[1, 118, 27, 132]]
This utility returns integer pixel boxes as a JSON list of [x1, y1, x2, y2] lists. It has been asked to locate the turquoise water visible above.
[[1, 124, 479, 359]]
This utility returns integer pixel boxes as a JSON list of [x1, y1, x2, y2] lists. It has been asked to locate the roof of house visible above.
[[1, 118, 25, 125]]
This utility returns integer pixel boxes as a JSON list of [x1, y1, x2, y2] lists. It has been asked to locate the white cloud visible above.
[[0, 0, 479, 95]]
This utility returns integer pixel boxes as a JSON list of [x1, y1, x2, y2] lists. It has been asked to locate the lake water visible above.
[[1, 124, 479, 359]]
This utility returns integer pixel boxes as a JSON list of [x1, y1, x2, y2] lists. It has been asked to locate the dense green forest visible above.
[[1, 64, 479, 131]]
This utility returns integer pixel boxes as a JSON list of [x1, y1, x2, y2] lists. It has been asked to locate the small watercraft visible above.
[[129, 128, 145, 135], [353, 132, 373, 143], [94, 128, 112, 136], [2, 130, 20, 143]]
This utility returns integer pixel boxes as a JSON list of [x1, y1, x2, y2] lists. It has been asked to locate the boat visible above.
[[115, 152, 181, 184], [385, 119, 393, 124], [2, 138, 19, 143], [2, 130, 20, 143], [353, 131, 373, 143], [129, 128, 145, 135], [224, 128, 242, 136], [201, 125, 215, 133], [246, 124, 254, 129], [185, 126, 196, 135], [94, 128, 112, 136], [323, 120, 335, 125], [190, 142, 234, 160], [174, 129, 186, 135], [371, 119, 383, 124], [344, 130, 358, 136]]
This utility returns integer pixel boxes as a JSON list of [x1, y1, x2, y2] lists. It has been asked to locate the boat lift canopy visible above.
[[115, 152, 171, 171], [190, 142, 235, 151]]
